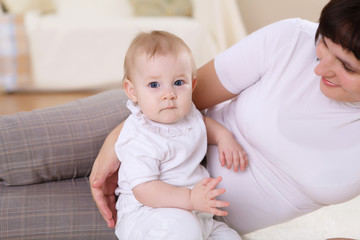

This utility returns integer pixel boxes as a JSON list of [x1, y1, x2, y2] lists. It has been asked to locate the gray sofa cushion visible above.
[[0, 178, 116, 239], [0, 89, 130, 186], [0, 89, 130, 239]]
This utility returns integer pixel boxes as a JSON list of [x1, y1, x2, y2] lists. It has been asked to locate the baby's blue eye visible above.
[[174, 80, 184, 86], [149, 82, 160, 88]]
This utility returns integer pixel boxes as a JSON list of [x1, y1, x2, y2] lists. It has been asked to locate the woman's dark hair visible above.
[[315, 0, 360, 60]]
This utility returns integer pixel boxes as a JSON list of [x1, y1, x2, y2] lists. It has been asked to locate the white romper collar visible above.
[[126, 100, 197, 138]]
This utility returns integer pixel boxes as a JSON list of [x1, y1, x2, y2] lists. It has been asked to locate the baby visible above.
[[114, 30, 247, 240]]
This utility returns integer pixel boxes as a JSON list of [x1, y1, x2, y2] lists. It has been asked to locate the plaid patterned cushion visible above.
[[0, 178, 116, 239], [0, 89, 129, 186]]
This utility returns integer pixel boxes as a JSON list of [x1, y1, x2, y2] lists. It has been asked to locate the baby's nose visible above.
[[162, 91, 177, 100]]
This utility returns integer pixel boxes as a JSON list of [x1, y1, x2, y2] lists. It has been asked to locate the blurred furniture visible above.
[[0, 0, 247, 92], [0, 91, 98, 115]]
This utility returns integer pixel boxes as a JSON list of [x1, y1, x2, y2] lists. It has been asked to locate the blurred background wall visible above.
[[237, 0, 329, 33]]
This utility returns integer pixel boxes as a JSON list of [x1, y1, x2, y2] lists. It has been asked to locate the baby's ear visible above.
[[123, 79, 137, 102], [192, 77, 197, 91]]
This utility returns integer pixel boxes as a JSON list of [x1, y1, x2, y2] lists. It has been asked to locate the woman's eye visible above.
[[149, 82, 160, 88], [174, 80, 184, 86], [342, 62, 355, 73]]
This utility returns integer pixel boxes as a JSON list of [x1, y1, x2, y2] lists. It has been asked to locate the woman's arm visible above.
[[90, 121, 124, 228], [193, 59, 237, 110], [132, 176, 230, 216]]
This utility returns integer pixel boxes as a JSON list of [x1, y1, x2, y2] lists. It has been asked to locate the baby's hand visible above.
[[218, 135, 248, 172], [190, 176, 229, 216]]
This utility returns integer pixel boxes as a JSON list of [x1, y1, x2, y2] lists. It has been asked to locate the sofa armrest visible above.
[[0, 89, 129, 186]]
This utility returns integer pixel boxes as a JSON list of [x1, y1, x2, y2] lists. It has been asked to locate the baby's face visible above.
[[127, 51, 194, 124]]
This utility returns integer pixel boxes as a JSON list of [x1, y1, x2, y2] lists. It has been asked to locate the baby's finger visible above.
[[219, 152, 226, 167], [210, 199, 230, 208], [240, 151, 248, 171], [224, 151, 233, 169], [232, 153, 240, 172], [200, 177, 212, 186], [205, 176, 222, 190], [207, 188, 226, 199], [210, 207, 229, 217], [233, 151, 241, 172]]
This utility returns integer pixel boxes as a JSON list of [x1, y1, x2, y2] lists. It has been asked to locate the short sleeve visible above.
[[214, 18, 304, 95], [115, 124, 162, 189]]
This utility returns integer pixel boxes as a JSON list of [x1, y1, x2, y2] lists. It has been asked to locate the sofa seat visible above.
[[0, 178, 115, 239]]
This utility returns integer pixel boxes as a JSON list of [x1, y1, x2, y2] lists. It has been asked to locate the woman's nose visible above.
[[314, 55, 336, 78]]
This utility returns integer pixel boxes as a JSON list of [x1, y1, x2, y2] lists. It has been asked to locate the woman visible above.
[[90, 0, 360, 235]]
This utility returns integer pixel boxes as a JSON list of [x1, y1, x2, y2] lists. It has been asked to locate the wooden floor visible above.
[[0, 91, 100, 115]]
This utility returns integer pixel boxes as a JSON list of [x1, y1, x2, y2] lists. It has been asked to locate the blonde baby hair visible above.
[[122, 30, 196, 85]]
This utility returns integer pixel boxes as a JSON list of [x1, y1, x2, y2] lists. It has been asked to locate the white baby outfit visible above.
[[114, 100, 241, 240]]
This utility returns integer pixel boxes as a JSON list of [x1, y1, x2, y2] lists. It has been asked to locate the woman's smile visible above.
[[321, 77, 341, 88]]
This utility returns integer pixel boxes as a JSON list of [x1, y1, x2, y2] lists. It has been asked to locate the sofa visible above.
[[0, 0, 247, 92], [0, 90, 130, 239]]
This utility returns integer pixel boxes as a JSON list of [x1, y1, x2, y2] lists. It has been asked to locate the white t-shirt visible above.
[[206, 18, 360, 234]]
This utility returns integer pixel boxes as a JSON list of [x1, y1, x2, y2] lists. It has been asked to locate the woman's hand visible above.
[[190, 176, 229, 216], [89, 122, 124, 228], [90, 161, 119, 228]]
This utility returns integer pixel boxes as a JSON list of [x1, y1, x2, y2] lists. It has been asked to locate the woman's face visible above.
[[314, 37, 360, 102]]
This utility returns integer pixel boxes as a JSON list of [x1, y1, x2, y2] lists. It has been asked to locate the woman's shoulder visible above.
[[263, 18, 318, 39], [249, 18, 318, 57], [269, 18, 316, 27]]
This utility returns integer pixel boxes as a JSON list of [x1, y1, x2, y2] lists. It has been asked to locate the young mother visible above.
[[90, 0, 360, 235]]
